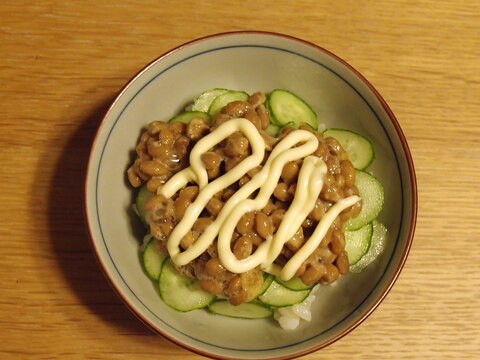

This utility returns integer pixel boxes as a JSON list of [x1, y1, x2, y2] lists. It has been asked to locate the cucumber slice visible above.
[[267, 89, 318, 130], [159, 259, 215, 312], [208, 90, 249, 116], [275, 276, 314, 291], [168, 111, 211, 124], [350, 220, 387, 273], [256, 274, 274, 297], [264, 123, 280, 137], [344, 222, 373, 265], [323, 128, 375, 170], [135, 185, 154, 226], [259, 280, 311, 307], [208, 300, 272, 319], [344, 170, 384, 231], [143, 238, 167, 280], [191, 88, 228, 112]]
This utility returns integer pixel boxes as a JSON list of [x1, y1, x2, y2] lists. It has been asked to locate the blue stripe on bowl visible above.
[[95, 44, 404, 353]]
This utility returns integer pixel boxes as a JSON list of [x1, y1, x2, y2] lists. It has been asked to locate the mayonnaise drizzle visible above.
[[157, 118, 360, 280]]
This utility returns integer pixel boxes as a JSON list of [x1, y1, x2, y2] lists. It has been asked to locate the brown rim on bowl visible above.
[[84, 30, 417, 360]]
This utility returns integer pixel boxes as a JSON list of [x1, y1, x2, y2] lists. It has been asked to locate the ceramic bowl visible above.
[[84, 31, 417, 359]]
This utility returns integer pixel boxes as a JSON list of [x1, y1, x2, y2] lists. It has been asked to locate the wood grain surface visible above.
[[1, 0, 479, 359]]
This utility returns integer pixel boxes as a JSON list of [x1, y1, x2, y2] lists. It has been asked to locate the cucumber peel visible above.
[[191, 88, 228, 112], [275, 276, 314, 291], [135, 185, 154, 226], [168, 111, 211, 124], [323, 128, 375, 170], [143, 238, 167, 280], [255, 274, 274, 297], [265, 123, 280, 137], [345, 222, 373, 265], [350, 220, 387, 272], [344, 170, 384, 231], [208, 90, 249, 116], [267, 89, 318, 130], [159, 259, 215, 312], [259, 280, 311, 307], [208, 300, 272, 319]]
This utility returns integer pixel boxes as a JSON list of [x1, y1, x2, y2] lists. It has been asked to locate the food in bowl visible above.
[[85, 32, 417, 359], [126, 88, 387, 328]]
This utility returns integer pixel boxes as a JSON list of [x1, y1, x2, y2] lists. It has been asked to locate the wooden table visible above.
[[1, 1, 479, 358]]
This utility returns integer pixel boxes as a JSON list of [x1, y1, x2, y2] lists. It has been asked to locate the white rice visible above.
[[273, 285, 320, 330]]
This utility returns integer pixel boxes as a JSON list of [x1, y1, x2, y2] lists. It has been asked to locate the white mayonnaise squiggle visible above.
[[157, 118, 360, 280]]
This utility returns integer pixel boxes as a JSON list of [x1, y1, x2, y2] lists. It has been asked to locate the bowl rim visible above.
[[84, 30, 417, 360]]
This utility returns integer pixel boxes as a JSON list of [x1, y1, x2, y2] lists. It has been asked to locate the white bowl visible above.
[[85, 31, 417, 359]]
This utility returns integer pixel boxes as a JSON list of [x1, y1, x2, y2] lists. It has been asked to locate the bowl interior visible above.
[[85, 32, 415, 359]]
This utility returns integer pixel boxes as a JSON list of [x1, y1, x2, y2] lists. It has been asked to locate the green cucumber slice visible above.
[[323, 128, 375, 170], [135, 185, 154, 226], [191, 88, 228, 112], [159, 259, 215, 312], [208, 300, 272, 319], [259, 280, 311, 307], [143, 238, 167, 280], [208, 90, 249, 116], [350, 220, 387, 273], [256, 274, 274, 297], [344, 170, 384, 231], [168, 111, 211, 124], [267, 89, 318, 130], [275, 276, 314, 291], [264, 123, 280, 137], [344, 222, 373, 265]]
